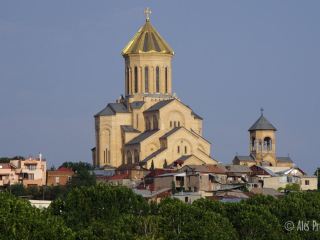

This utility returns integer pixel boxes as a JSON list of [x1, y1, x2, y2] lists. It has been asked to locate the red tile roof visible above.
[[106, 173, 129, 180]]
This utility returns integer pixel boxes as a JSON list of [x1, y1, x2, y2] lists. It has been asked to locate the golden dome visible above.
[[122, 20, 174, 56]]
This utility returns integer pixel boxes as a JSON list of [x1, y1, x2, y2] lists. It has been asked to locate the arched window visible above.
[[184, 146, 187, 154], [145, 66, 149, 92], [264, 137, 272, 151], [134, 66, 138, 93], [165, 67, 168, 93], [258, 140, 262, 151], [156, 66, 160, 92], [153, 116, 158, 130], [126, 67, 130, 95], [146, 118, 151, 130], [251, 137, 255, 151], [134, 150, 139, 163], [127, 151, 132, 164]]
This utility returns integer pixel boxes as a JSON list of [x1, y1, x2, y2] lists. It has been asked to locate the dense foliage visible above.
[[1, 185, 320, 240]]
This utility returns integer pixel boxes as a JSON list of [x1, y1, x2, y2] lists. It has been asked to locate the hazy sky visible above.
[[0, 1, 319, 173]]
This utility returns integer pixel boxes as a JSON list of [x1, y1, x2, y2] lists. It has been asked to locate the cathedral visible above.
[[92, 9, 217, 169]]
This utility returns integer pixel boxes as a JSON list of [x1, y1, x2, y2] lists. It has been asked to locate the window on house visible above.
[[185, 146, 187, 154], [55, 176, 60, 184], [145, 66, 149, 92], [68, 176, 72, 182], [174, 121, 177, 127], [185, 197, 188, 203], [305, 180, 310, 185], [170, 121, 172, 128], [27, 164, 36, 170], [156, 66, 160, 92], [178, 121, 180, 127], [28, 174, 34, 180], [134, 66, 138, 93], [177, 146, 180, 154]]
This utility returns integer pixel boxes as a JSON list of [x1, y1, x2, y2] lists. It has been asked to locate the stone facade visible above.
[[92, 15, 216, 169]]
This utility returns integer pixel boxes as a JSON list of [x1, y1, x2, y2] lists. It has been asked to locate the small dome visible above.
[[122, 20, 174, 56]]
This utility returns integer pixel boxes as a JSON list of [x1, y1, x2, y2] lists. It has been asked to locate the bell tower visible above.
[[122, 8, 174, 99], [248, 109, 277, 166]]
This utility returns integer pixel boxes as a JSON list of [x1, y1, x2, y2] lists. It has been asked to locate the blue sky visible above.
[[0, 1, 319, 173]]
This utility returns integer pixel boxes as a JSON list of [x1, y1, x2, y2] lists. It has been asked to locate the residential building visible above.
[[47, 167, 74, 186], [0, 163, 18, 186], [0, 157, 46, 187]]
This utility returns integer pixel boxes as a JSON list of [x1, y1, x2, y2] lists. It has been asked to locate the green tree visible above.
[[0, 192, 74, 240], [49, 185, 149, 232], [163, 159, 168, 168], [225, 203, 286, 240], [60, 161, 94, 172], [316, 168, 320, 191], [279, 183, 300, 192], [158, 198, 237, 240]]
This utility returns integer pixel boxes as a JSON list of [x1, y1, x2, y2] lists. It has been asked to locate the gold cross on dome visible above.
[[144, 7, 152, 21]]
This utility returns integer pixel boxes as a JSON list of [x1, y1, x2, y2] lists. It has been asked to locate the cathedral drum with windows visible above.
[[92, 9, 217, 169]]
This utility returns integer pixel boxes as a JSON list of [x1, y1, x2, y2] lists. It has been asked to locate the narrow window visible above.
[[127, 151, 132, 164], [165, 67, 168, 93], [185, 146, 187, 154], [156, 66, 160, 92], [170, 121, 172, 128], [145, 66, 149, 92], [134, 66, 138, 93], [177, 146, 180, 154], [126, 67, 130, 95], [106, 148, 108, 163], [174, 121, 177, 127], [178, 121, 180, 127]]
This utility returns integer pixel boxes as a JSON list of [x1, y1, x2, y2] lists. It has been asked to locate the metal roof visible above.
[[144, 99, 174, 112], [234, 155, 255, 161], [122, 20, 174, 56], [248, 114, 277, 131], [121, 125, 141, 133], [126, 130, 158, 145], [277, 157, 293, 163], [141, 148, 166, 163], [130, 101, 145, 109], [95, 103, 129, 117]]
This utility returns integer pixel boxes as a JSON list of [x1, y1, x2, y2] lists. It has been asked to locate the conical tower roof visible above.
[[248, 113, 277, 131], [122, 18, 174, 56]]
